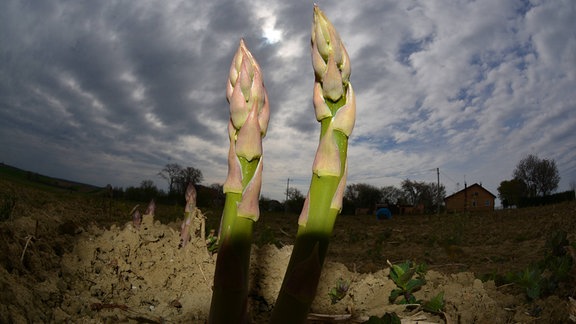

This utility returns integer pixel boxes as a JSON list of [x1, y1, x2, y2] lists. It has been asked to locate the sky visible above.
[[1, 0, 575, 204]]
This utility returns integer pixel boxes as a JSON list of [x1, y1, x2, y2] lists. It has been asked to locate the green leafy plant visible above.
[[385, 261, 446, 320], [387, 260, 427, 304], [328, 278, 350, 304], [502, 230, 575, 301], [206, 229, 218, 254], [422, 291, 445, 314], [541, 231, 575, 293], [508, 265, 543, 300]]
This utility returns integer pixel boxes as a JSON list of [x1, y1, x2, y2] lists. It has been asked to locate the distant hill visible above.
[[0, 163, 103, 193]]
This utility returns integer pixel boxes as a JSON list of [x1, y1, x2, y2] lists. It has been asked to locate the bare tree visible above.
[[174, 166, 204, 195], [401, 179, 446, 213], [285, 187, 305, 213], [158, 163, 182, 194], [380, 185, 405, 205], [400, 179, 426, 205], [286, 187, 305, 202], [159, 164, 203, 196], [513, 154, 560, 197]]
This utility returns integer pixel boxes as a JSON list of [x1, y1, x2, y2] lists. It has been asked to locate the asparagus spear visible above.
[[144, 199, 156, 217], [209, 39, 269, 323], [130, 205, 141, 230], [270, 5, 355, 323], [180, 183, 197, 248]]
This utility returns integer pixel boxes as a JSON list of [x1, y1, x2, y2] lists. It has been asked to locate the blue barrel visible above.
[[376, 208, 392, 220]]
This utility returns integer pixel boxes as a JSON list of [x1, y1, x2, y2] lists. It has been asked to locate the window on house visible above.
[[485, 200, 490, 206], [472, 200, 477, 207]]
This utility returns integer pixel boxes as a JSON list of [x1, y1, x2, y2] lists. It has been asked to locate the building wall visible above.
[[445, 186, 495, 213]]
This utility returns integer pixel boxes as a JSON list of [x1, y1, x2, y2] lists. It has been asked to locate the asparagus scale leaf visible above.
[[423, 291, 445, 314]]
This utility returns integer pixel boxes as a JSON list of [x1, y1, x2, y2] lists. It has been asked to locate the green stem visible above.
[[268, 232, 330, 323], [269, 182, 340, 323], [271, 95, 349, 323], [209, 157, 259, 323], [209, 237, 252, 323]]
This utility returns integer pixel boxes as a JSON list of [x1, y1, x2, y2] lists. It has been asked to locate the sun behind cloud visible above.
[[254, 7, 282, 44]]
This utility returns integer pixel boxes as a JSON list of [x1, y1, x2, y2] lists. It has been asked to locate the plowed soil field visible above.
[[1, 177, 575, 323]]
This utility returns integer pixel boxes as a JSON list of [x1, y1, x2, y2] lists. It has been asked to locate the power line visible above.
[[440, 170, 459, 185], [350, 168, 438, 181]]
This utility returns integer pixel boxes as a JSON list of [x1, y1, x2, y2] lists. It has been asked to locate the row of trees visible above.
[[313, 154, 564, 213], [158, 163, 203, 196], [114, 154, 566, 212], [498, 154, 561, 208], [283, 179, 446, 215], [107, 164, 206, 205], [345, 180, 446, 214]]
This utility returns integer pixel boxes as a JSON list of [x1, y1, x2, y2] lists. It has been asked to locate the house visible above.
[[444, 183, 496, 213]]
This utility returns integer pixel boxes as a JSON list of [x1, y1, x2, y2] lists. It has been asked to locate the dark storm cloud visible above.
[[2, 1, 225, 146], [1, 0, 574, 200], [0, 0, 233, 187]]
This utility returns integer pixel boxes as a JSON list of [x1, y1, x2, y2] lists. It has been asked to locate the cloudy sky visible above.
[[1, 0, 575, 204]]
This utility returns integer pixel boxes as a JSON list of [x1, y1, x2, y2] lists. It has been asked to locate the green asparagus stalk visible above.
[[209, 39, 269, 323], [270, 5, 355, 323]]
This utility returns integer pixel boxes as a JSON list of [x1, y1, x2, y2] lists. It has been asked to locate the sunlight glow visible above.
[[255, 7, 282, 44]]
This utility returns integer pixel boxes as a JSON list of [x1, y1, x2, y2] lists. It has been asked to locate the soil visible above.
[[1, 179, 575, 323]]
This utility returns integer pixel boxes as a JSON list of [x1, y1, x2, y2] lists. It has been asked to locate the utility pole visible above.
[[464, 180, 468, 212], [284, 178, 290, 214], [437, 167, 440, 215]]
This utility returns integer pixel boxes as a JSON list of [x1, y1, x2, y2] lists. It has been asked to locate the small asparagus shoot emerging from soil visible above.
[[209, 39, 269, 324], [130, 205, 141, 230], [144, 199, 155, 218], [270, 5, 355, 323], [328, 278, 350, 304], [179, 183, 197, 248]]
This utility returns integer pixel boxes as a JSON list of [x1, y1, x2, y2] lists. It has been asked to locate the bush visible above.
[[518, 190, 575, 208]]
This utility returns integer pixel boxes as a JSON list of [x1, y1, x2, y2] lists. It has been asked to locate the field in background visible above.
[[251, 203, 576, 278], [2, 163, 575, 280]]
